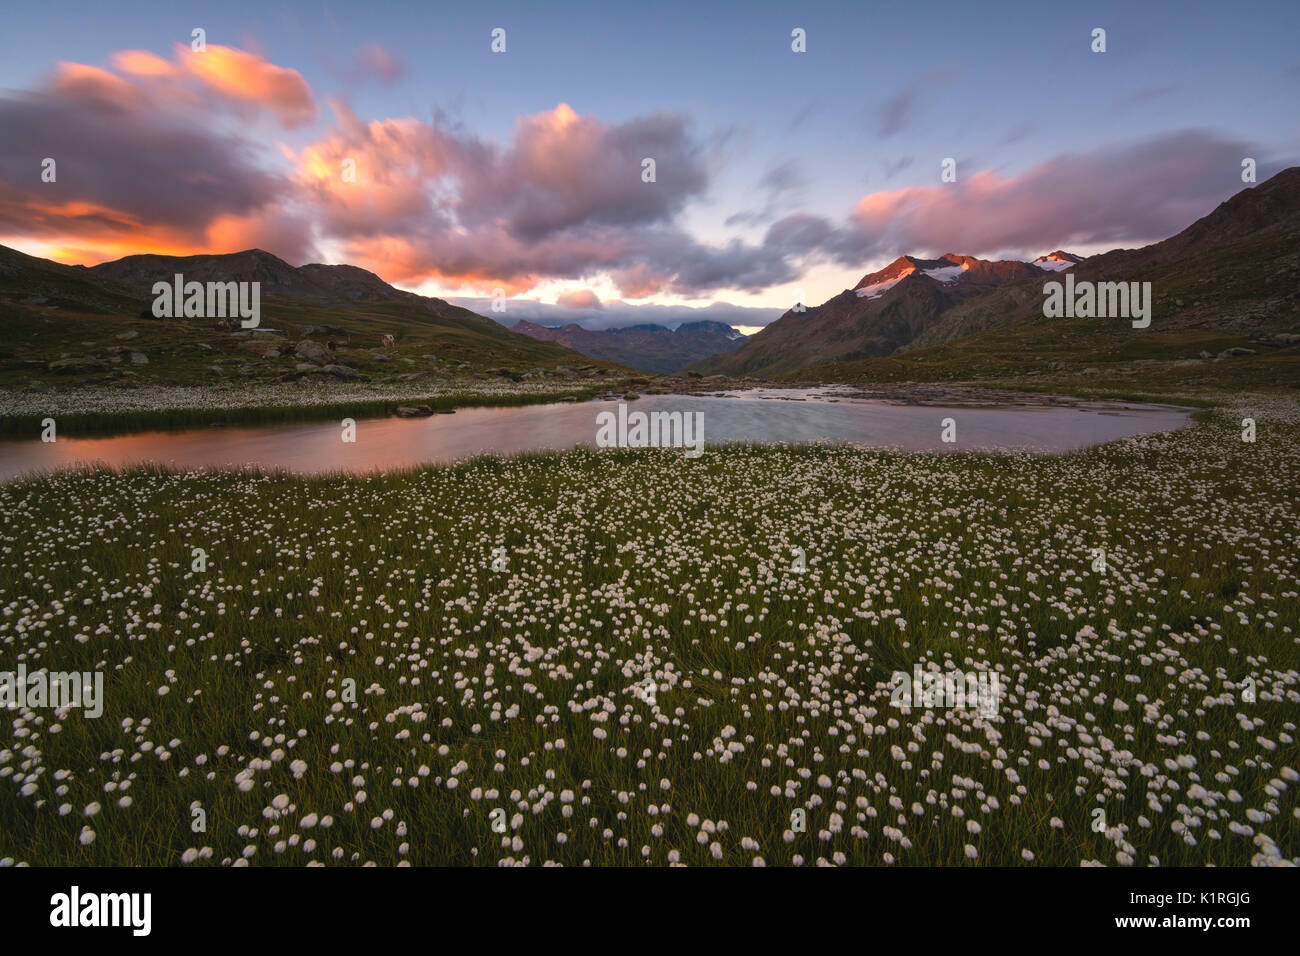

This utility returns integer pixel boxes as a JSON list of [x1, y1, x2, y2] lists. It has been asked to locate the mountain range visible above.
[[3, 167, 1297, 392], [694, 251, 1079, 377], [511, 319, 745, 373], [694, 167, 1300, 381], [0, 245, 619, 389]]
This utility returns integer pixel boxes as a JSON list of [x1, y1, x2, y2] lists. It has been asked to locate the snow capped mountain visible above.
[[1032, 250, 1085, 272], [699, 253, 1045, 377], [853, 254, 1037, 299], [854, 255, 945, 298]]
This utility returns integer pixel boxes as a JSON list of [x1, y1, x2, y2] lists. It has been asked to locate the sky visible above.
[[1, 0, 1296, 332]]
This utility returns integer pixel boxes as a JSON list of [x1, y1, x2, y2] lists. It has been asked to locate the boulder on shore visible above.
[[294, 340, 331, 364], [48, 357, 108, 374]]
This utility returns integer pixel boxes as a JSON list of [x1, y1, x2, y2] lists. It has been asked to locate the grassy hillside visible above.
[[0, 244, 628, 395]]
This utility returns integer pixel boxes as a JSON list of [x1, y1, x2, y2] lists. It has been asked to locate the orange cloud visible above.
[[3, 205, 310, 267], [50, 62, 145, 110], [344, 235, 539, 295], [556, 288, 601, 309], [293, 104, 453, 238], [111, 50, 177, 77], [179, 43, 316, 128]]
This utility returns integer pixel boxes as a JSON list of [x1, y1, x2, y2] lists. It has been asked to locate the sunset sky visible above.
[[1, 0, 1296, 330]]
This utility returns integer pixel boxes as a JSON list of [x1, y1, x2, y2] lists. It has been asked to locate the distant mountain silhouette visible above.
[[513, 318, 745, 373]]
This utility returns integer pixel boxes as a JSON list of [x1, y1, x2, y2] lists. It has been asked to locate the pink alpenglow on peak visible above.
[[1032, 250, 1085, 272]]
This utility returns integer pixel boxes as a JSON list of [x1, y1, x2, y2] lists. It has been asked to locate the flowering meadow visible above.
[[0, 397, 1296, 867]]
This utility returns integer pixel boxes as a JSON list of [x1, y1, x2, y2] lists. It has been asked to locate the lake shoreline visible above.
[[0, 386, 1197, 483], [0, 375, 1213, 440]]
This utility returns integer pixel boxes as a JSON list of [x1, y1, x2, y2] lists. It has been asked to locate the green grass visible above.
[[0, 281, 628, 406], [1, 394, 1296, 867]]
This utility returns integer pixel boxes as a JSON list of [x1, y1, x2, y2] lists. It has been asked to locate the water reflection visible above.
[[0, 389, 1192, 482]]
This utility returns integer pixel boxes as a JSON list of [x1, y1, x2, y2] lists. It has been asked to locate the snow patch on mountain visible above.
[[922, 264, 966, 283], [1033, 251, 1083, 272], [854, 259, 970, 298], [854, 273, 909, 299]]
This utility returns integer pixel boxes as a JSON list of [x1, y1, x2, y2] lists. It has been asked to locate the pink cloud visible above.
[[556, 288, 602, 309], [845, 131, 1259, 258]]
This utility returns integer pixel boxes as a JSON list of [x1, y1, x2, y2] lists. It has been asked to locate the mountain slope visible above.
[[88, 248, 494, 325], [513, 319, 745, 373], [0, 244, 142, 315], [0, 245, 625, 388], [907, 166, 1300, 352], [693, 253, 1042, 377], [797, 168, 1300, 391], [698, 167, 1299, 380]]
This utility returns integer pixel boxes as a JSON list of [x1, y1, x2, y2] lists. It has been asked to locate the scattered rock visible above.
[[394, 405, 434, 418], [48, 357, 108, 374], [210, 364, 225, 376], [318, 363, 362, 380], [116, 330, 138, 340], [130, 352, 148, 365], [295, 340, 331, 364]]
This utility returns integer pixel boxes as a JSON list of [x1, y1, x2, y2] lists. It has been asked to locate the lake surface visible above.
[[0, 388, 1192, 482]]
